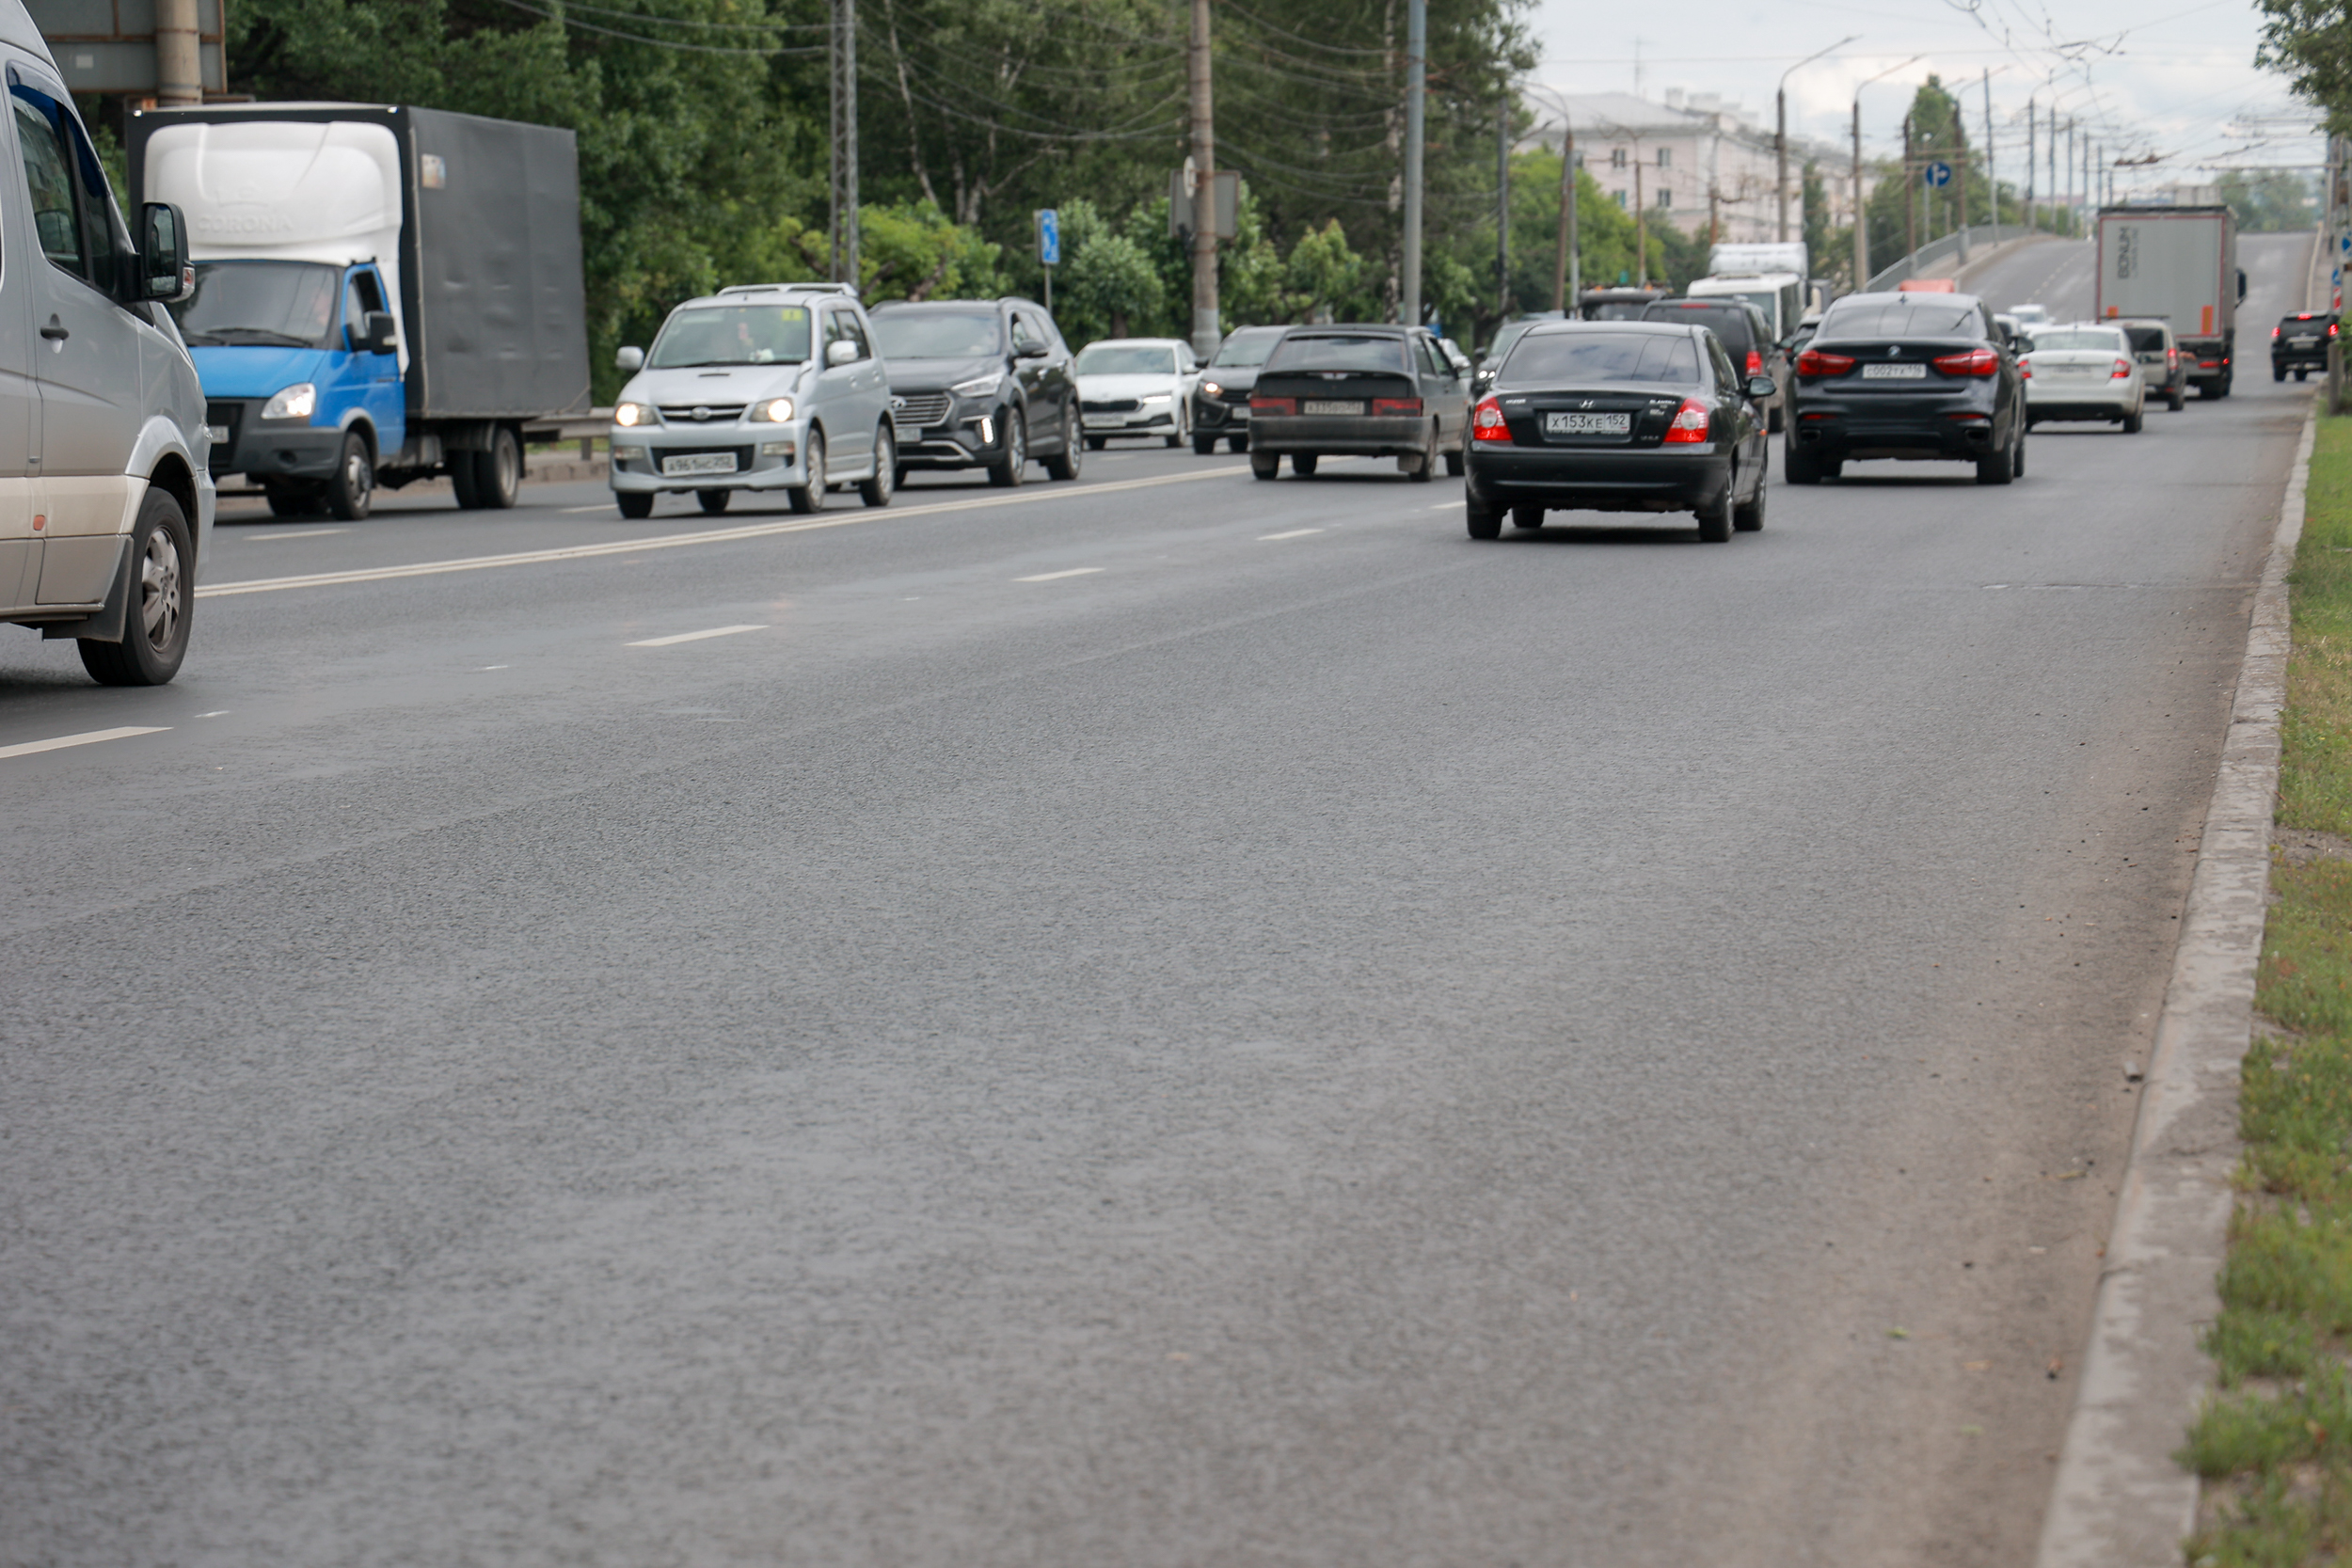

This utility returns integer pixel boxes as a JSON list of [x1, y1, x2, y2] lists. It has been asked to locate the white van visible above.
[[0, 0, 212, 685]]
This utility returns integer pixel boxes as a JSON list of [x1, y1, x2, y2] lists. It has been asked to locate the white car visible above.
[[2010, 302, 2051, 328], [1075, 338, 1200, 449], [2020, 323, 2145, 433]]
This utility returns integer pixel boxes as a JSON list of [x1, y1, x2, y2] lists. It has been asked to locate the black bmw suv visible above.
[[1785, 291, 2024, 485], [868, 298, 1082, 485]]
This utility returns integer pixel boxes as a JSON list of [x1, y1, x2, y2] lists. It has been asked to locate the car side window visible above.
[[1009, 312, 1046, 355], [12, 86, 82, 279], [1706, 334, 1736, 388], [840, 310, 872, 359]]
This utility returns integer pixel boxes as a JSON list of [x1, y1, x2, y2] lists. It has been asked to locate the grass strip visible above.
[[2187, 411, 2352, 1564]]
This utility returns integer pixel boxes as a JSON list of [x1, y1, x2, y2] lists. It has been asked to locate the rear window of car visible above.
[[1642, 303, 1756, 350], [2026, 329, 2126, 353], [2121, 326, 2167, 354], [1819, 299, 1980, 340], [1263, 334, 1407, 373], [1503, 330, 1702, 386], [2282, 316, 2328, 331]]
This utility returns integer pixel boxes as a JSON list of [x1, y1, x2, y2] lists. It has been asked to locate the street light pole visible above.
[[1851, 57, 1921, 291], [1777, 36, 1857, 244], [1401, 0, 1426, 326]]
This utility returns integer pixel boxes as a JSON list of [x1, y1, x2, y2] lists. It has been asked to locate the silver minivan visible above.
[[0, 1, 213, 685], [608, 282, 895, 518]]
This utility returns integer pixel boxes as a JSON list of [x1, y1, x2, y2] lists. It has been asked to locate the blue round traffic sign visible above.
[[1922, 161, 1953, 188]]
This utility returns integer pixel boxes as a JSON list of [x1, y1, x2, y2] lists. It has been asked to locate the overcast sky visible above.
[[1524, 0, 2315, 198]]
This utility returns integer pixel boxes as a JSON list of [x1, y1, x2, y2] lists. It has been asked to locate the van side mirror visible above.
[[826, 338, 859, 367], [136, 201, 190, 302], [356, 311, 398, 355], [616, 345, 644, 372]]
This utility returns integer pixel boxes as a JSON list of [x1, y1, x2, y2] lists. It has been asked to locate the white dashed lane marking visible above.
[[0, 725, 170, 761], [1015, 567, 1104, 582], [1258, 528, 1325, 540], [626, 625, 769, 647]]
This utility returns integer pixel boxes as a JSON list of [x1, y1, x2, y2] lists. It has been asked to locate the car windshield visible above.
[[650, 305, 811, 368], [1263, 334, 1407, 373], [1504, 331, 1702, 386], [2122, 326, 2168, 354], [1211, 332, 1281, 368], [1075, 344, 1177, 375], [1820, 299, 1980, 339], [170, 261, 341, 348], [2026, 329, 2125, 353], [874, 309, 1003, 358]]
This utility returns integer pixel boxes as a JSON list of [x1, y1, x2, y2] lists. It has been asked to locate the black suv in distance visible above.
[[1247, 325, 1470, 481], [1190, 325, 1287, 453], [868, 298, 1082, 485], [2273, 313, 2337, 382], [1640, 297, 1786, 432], [1785, 290, 2023, 486]]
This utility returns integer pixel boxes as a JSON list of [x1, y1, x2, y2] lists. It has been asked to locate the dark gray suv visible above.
[[869, 298, 1082, 486]]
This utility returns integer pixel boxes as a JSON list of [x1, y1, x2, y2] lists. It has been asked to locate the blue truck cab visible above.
[[179, 260, 404, 518]]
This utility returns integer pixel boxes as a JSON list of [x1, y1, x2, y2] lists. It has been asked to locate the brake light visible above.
[[2199, 360, 2219, 369], [2334, 323, 2342, 338], [2274, 326, 2282, 340], [1931, 347, 2000, 377], [1249, 396, 1295, 416], [1370, 397, 1422, 416], [1661, 398, 1711, 444], [2020, 360, 2032, 380], [1471, 396, 1512, 443], [2111, 357, 2134, 380], [1745, 350, 1762, 376], [1796, 348, 1855, 377], [2168, 347, 2179, 368]]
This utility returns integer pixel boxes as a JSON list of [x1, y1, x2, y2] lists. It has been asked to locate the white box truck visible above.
[[2096, 204, 2245, 398]]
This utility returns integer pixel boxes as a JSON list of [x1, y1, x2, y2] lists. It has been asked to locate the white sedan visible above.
[[2021, 323, 2145, 434], [1074, 338, 1200, 449]]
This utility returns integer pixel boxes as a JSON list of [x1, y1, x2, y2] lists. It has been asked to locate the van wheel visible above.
[[861, 426, 898, 506], [471, 426, 522, 509], [788, 432, 828, 514], [616, 492, 654, 519], [326, 431, 374, 520], [698, 489, 731, 514], [2169, 386, 2185, 411], [79, 488, 193, 687]]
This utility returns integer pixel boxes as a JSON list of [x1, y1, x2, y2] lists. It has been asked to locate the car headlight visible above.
[[747, 397, 794, 423], [261, 382, 316, 421], [951, 372, 1005, 400], [1200, 380, 1223, 397], [1138, 392, 1172, 406], [613, 402, 652, 427]]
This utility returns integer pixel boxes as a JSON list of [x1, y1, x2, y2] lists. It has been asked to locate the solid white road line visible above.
[[1014, 567, 1104, 582], [0, 725, 169, 761], [1428, 500, 1463, 510], [244, 528, 348, 541], [627, 624, 769, 647], [199, 466, 1248, 599], [1257, 528, 1325, 540]]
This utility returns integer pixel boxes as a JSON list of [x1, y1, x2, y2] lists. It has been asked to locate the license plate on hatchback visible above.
[[1861, 362, 1927, 380], [1544, 411, 1630, 436], [661, 452, 738, 476], [2294, 336, 2318, 347], [1301, 399, 1362, 416]]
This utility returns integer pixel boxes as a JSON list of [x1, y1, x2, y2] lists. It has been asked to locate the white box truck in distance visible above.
[[2096, 205, 2245, 398]]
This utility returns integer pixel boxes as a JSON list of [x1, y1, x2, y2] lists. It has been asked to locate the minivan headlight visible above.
[[612, 402, 652, 427], [747, 397, 794, 423], [951, 372, 1004, 401], [261, 382, 316, 421]]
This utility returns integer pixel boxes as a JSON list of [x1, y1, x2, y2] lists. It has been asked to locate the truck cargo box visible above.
[[125, 103, 591, 421]]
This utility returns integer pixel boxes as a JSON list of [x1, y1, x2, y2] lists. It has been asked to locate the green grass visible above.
[[2190, 415, 2352, 1563]]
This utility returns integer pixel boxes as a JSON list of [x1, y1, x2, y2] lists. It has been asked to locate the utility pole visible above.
[[1497, 90, 1510, 322], [155, 0, 200, 106], [1552, 121, 1578, 311], [1902, 114, 1915, 265], [1852, 101, 1866, 288], [828, 0, 859, 284], [1982, 71, 1996, 234], [1401, 0, 1426, 326], [1634, 149, 1647, 287], [1189, 0, 1219, 359], [1775, 40, 1855, 244], [2025, 97, 2035, 231], [2064, 119, 2074, 232]]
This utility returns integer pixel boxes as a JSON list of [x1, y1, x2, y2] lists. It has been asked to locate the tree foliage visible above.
[[2260, 0, 2352, 135]]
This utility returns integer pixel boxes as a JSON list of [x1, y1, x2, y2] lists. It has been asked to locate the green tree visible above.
[[1054, 198, 1166, 341], [2259, 0, 2352, 134], [1801, 163, 1831, 277], [2220, 169, 2320, 231]]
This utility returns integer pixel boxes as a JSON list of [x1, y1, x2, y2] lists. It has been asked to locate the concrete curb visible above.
[[2032, 402, 2315, 1566]]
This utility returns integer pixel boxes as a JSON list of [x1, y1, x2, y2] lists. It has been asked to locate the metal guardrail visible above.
[[523, 408, 613, 457], [1863, 225, 2038, 293]]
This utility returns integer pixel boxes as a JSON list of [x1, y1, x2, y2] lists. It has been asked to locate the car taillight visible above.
[[2169, 348, 2179, 368], [2019, 360, 2032, 380], [1931, 347, 1999, 377], [2111, 357, 2134, 380], [1796, 348, 1854, 377], [1249, 396, 1295, 416], [1661, 398, 1711, 444], [2274, 326, 2283, 340], [1370, 397, 1422, 416], [1745, 350, 1762, 376], [1471, 396, 1511, 443], [2333, 323, 2342, 338]]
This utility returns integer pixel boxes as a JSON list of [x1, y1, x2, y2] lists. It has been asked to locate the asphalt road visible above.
[[0, 232, 2317, 1566]]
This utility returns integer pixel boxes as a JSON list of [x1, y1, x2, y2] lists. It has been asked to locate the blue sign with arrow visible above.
[[1922, 161, 1953, 188], [1037, 209, 1060, 267]]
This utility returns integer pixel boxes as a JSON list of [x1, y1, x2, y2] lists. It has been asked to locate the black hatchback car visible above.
[[1785, 291, 2024, 486], [868, 297, 1082, 485], [2273, 313, 2337, 381], [1640, 297, 1786, 433], [1190, 325, 1287, 453], [1462, 320, 1774, 543], [1248, 325, 1470, 481]]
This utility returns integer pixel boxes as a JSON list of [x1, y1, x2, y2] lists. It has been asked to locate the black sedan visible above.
[[1784, 291, 2023, 486], [1248, 325, 1469, 481], [1462, 320, 1774, 543]]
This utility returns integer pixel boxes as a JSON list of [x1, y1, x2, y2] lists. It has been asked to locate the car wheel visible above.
[[1228, 434, 1248, 453], [894, 466, 910, 492], [987, 408, 1026, 487], [78, 487, 193, 687], [264, 483, 320, 518], [1444, 446, 1467, 477], [698, 488, 731, 514], [787, 431, 828, 514], [1466, 500, 1502, 540], [1250, 451, 1279, 480], [325, 431, 374, 521], [1511, 505, 1543, 530], [1293, 453, 1318, 477], [2169, 386, 2185, 411], [1085, 435, 1104, 451], [862, 426, 898, 504], [2012, 426, 2026, 478], [1977, 434, 2016, 485], [469, 425, 522, 510], [1193, 433, 1216, 455], [616, 491, 655, 519], [2278, 366, 2290, 382], [1695, 473, 1735, 542], [1733, 470, 1766, 531], [2122, 408, 2143, 434], [1823, 459, 1844, 480], [1043, 410, 1082, 481], [2201, 380, 2225, 400], [1167, 406, 1187, 449], [1784, 444, 1820, 485], [450, 451, 483, 508], [1768, 404, 1784, 435], [2297, 368, 2311, 383]]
